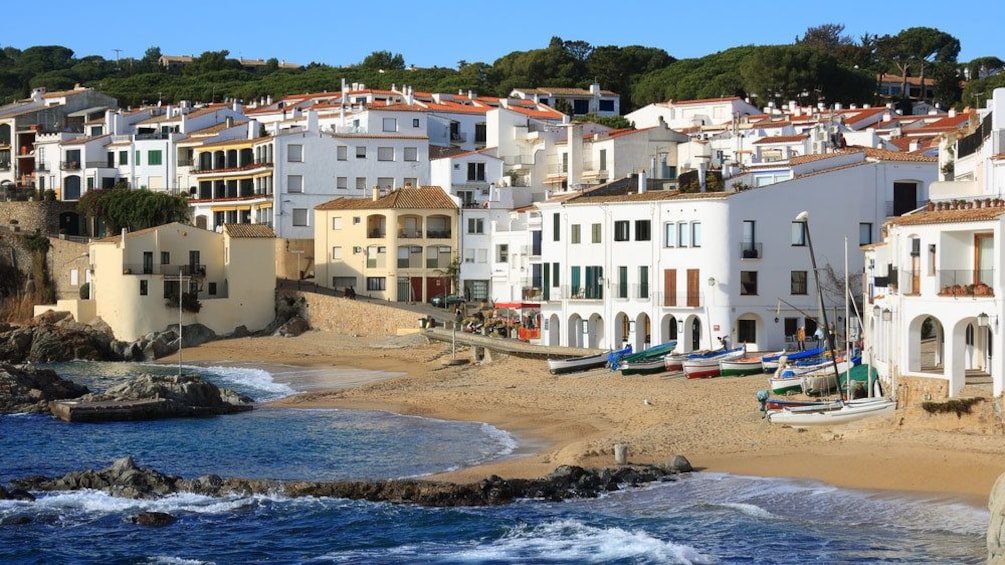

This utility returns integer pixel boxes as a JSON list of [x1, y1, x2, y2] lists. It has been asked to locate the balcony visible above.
[[426, 230, 452, 239], [935, 269, 994, 297], [60, 161, 81, 171], [450, 132, 467, 143], [521, 287, 543, 301], [35, 163, 49, 172], [368, 229, 387, 239], [884, 199, 926, 216], [121, 263, 207, 276], [657, 291, 705, 308], [397, 229, 422, 239], [557, 285, 604, 300], [0, 162, 9, 171], [739, 242, 763, 259], [85, 161, 112, 169]]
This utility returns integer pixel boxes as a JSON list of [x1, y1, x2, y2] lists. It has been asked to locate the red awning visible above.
[[494, 302, 540, 310]]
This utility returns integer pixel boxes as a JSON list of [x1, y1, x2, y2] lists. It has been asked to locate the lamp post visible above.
[[795, 211, 842, 387], [170, 267, 192, 378]]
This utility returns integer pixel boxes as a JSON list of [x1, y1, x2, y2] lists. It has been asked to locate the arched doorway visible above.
[[614, 312, 629, 348], [635, 312, 651, 351], [547, 314, 561, 346], [58, 212, 81, 236], [588, 314, 605, 349], [567, 314, 584, 348], [660, 314, 679, 346], [689, 317, 702, 352]]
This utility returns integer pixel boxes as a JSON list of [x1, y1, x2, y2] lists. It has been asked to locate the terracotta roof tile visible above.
[[887, 204, 1005, 226], [316, 185, 457, 211], [753, 134, 808, 144], [223, 223, 276, 238]]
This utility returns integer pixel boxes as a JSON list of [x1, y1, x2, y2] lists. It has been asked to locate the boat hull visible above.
[[547, 353, 608, 375], [683, 347, 745, 379], [769, 377, 803, 395], [621, 358, 669, 376], [767, 397, 895, 426], [719, 361, 764, 376]]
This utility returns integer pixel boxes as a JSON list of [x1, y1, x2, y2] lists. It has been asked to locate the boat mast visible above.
[[796, 211, 843, 388]]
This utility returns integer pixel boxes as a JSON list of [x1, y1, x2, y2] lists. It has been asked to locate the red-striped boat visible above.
[[682, 347, 745, 379]]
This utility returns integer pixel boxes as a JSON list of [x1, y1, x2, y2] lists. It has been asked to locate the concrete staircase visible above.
[[959, 369, 993, 398]]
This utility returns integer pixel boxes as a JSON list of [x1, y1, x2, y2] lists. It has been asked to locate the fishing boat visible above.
[[610, 340, 676, 371], [720, 350, 784, 377], [763, 397, 843, 411], [766, 397, 896, 427], [547, 344, 630, 375], [682, 346, 746, 379], [768, 357, 853, 395], [761, 347, 825, 372], [620, 356, 671, 376], [663, 351, 691, 372]]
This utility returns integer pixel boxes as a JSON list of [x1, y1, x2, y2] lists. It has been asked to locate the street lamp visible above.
[[795, 210, 842, 387]]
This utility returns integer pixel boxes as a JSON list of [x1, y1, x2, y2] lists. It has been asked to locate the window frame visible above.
[[614, 220, 630, 242], [291, 208, 309, 226], [287, 144, 303, 162], [377, 147, 394, 161], [740, 270, 758, 295]]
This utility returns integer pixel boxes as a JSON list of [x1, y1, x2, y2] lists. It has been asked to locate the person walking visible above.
[[813, 325, 824, 348], [796, 326, 806, 351]]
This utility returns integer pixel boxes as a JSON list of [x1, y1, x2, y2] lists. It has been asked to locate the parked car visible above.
[[430, 293, 465, 307]]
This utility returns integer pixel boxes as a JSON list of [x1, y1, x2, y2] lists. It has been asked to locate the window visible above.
[[292, 208, 308, 226], [412, 118, 420, 128], [552, 263, 560, 286], [382, 118, 396, 132], [366, 277, 386, 291], [639, 266, 649, 298], [337, 146, 348, 161], [467, 162, 486, 181], [791, 271, 808, 295], [403, 177, 417, 188], [139, 280, 148, 296], [336, 176, 348, 190], [553, 213, 560, 241], [467, 218, 484, 234], [377, 147, 394, 161], [404, 147, 418, 161], [740, 271, 758, 295], [571, 224, 581, 244], [352, 216, 361, 225], [476, 248, 488, 263], [287, 174, 303, 193], [135, 150, 141, 165], [617, 266, 628, 298], [592, 223, 601, 243], [677, 223, 689, 247], [160, 252, 170, 264], [635, 220, 651, 241], [332, 217, 343, 230], [664, 223, 676, 247], [599, 149, 607, 171], [792, 221, 807, 246], [208, 282, 217, 295], [599, 99, 615, 112], [691, 222, 702, 247], [287, 144, 303, 162], [377, 177, 394, 190], [562, 152, 569, 173], [148, 150, 162, 166], [859, 222, 873, 246], [355, 146, 366, 159], [355, 177, 366, 190], [463, 248, 475, 263], [332, 246, 343, 260], [614, 220, 630, 241], [119, 150, 128, 165], [497, 244, 509, 262]]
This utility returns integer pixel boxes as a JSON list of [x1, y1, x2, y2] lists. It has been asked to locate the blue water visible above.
[[0, 362, 988, 563]]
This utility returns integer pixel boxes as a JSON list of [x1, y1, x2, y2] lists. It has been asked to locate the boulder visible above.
[[131, 511, 176, 527], [667, 455, 693, 473], [0, 324, 118, 364], [0, 363, 90, 414], [274, 316, 309, 337]]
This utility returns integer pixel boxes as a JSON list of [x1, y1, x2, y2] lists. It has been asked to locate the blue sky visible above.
[[4, 2, 1003, 69]]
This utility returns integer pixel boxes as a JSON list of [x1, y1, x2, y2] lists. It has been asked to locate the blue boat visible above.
[[611, 341, 677, 371], [548, 344, 631, 375], [761, 347, 826, 372]]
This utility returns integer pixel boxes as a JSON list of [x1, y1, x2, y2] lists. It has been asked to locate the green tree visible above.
[[77, 188, 190, 234], [361, 50, 405, 71]]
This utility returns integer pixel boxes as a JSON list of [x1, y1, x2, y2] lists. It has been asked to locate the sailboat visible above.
[[766, 230, 895, 426]]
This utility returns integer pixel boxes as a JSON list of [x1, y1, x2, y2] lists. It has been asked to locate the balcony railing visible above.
[[368, 229, 387, 239], [935, 269, 994, 297], [557, 285, 605, 300], [426, 230, 452, 239], [521, 287, 543, 301], [85, 161, 111, 169], [739, 242, 763, 259], [884, 200, 926, 216], [121, 263, 207, 276], [397, 229, 423, 239], [60, 161, 81, 171], [35, 163, 49, 172]]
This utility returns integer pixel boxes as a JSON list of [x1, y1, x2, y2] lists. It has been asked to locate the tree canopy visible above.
[[0, 25, 985, 113], [77, 188, 190, 234]]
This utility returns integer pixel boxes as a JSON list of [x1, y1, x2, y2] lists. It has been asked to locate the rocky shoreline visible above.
[[3, 456, 694, 510]]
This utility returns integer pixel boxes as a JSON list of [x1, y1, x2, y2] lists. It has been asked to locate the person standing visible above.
[[796, 326, 806, 351], [813, 326, 824, 348]]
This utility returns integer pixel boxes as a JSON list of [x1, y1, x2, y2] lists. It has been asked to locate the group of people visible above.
[[794, 323, 836, 351], [343, 286, 356, 300]]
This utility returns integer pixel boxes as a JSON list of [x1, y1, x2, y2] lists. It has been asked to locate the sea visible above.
[[0, 361, 989, 564]]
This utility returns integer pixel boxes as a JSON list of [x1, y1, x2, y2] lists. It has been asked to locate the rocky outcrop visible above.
[[131, 511, 176, 527], [0, 363, 89, 414], [988, 472, 1005, 564], [50, 374, 254, 422], [9, 458, 688, 507], [274, 316, 309, 337]]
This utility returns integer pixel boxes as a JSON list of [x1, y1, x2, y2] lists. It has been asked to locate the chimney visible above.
[[638, 170, 647, 194], [248, 119, 259, 139], [225, 116, 234, 128], [121, 227, 128, 245], [949, 108, 957, 118], [306, 110, 318, 133], [372, 186, 380, 201]]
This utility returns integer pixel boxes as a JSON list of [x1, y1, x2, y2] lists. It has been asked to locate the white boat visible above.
[[547, 352, 608, 375], [768, 358, 850, 395], [682, 347, 746, 379], [766, 397, 896, 427]]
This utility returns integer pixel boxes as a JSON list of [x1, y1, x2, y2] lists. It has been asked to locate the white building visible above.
[[533, 147, 938, 353], [865, 87, 1005, 398], [510, 83, 621, 117]]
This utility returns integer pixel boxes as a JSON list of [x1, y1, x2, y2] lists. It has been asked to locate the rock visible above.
[[988, 471, 1005, 564], [1, 516, 32, 526], [0, 363, 90, 414], [230, 325, 250, 338], [13, 460, 680, 507], [275, 316, 309, 337], [667, 455, 693, 473], [31, 310, 73, 326], [0, 323, 118, 364], [175, 323, 216, 348], [0, 485, 34, 501], [131, 511, 176, 527]]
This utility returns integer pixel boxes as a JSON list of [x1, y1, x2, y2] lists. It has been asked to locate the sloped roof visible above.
[[316, 186, 457, 211], [887, 204, 1005, 226], [223, 223, 276, 238]]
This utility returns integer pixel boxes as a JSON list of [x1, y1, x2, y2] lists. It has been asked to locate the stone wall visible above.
[[0, 201, 80, 235], [895, 375, 1005, 435], [281, 289, 418, 337], [47, 237, 90, 300]]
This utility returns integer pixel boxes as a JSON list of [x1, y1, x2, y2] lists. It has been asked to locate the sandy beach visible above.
[[168, 331, 1005, 505]]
